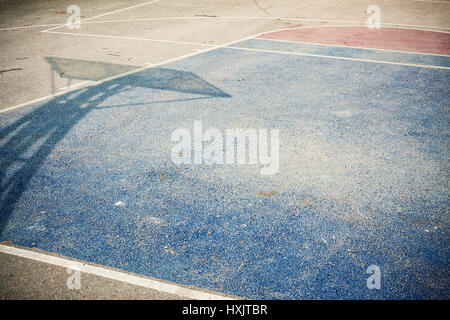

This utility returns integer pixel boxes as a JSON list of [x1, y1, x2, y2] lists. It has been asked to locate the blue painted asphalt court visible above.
[[0, 42, 449, 299], [230, 38, 450, 68]]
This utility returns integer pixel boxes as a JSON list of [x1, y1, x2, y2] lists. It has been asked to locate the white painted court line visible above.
[[4, 23, 449, 115], [42, 0, 162, 32], [4, 22, 450, 115], [413, 0, 450, 3], [255, 37, 450, 58], [58, 80, 92, 92], [255, 24, 450, 35], [40, 23, 450, 61], [0, 24, 61, 31], [224, 45, 450, 70], [4, 23, 449, 114], [0, 244, 235, 300], [0, 32, 257, 114], [44, 30, 215, 47], [40, 21, 450, 48], [0, 81, 95, 114], [41, 15, 450, 32]]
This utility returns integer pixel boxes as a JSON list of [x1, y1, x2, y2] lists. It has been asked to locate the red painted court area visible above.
[[259, 26, 450, 55]]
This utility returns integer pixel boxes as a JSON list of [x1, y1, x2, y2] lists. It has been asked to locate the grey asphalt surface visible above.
[[0, 251, 181, 299], [1, 245, 235, 299]]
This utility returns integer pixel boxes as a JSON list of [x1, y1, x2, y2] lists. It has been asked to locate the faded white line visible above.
[[413, 0, 450, 3], [0, 24, 61, 31], [42, 15, 450, 32], [225, 45, 450, 70], [255, 37, 450, 57], [0, 81, 95, 114], [0, 32, 256, 114], [2, 15, 447, 33], [44, 30, 215, 47], [254, 23, 450, 34], [42, 0, 162, 32], [58, 80, 92, 91], [0, 244, 235, 300], [4, 23, 449, 114]]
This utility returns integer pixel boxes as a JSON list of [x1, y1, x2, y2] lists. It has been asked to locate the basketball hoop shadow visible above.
[[45, 57, 230, 99], [0, 57, 231, 236]]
